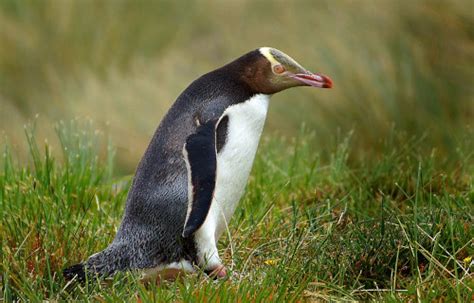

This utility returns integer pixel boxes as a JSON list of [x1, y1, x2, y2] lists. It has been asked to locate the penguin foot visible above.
[[205, 265, 227, 279]]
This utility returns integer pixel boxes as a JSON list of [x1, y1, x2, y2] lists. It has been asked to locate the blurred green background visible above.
[[0, 0, 472, 173]]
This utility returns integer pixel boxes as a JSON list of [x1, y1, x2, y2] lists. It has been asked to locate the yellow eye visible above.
[[273, 64, 285, 74]]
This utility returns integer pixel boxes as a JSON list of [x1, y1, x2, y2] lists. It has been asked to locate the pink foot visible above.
[[206, 265, 227, 279]]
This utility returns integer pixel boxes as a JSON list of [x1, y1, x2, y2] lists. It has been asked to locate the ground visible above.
[[1, 123, 472, 302]]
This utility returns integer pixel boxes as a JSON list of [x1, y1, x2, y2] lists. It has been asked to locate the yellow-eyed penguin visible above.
[[63, 47, 333, 281]]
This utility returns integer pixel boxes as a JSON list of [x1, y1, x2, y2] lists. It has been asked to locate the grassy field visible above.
[[1, 123, 472, 301]]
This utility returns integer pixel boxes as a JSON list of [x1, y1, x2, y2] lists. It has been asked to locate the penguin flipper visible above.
[[182, 120, 218, 238]]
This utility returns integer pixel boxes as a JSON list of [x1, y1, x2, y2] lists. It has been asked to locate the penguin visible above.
[[63, 47, 333, 282]]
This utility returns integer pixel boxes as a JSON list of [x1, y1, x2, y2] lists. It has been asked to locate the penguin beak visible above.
[[289, 72, 333, 88]]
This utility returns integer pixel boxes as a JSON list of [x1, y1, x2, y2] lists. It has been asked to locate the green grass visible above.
[[1, 122, 472, 302]]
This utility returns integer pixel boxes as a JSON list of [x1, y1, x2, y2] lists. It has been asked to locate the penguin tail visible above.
[[63, 263, 86, 283]]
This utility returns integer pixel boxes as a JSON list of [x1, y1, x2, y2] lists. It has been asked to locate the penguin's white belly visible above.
[[211, 94, 269, 239]]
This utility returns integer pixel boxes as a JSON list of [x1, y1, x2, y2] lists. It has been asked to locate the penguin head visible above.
[[235, 47, 333, 95]]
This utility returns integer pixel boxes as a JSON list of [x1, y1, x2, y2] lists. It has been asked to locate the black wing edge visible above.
[[182, 120, 218, 238]]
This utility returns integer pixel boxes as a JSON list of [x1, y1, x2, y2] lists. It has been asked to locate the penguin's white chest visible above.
[[211, 94, 269, 238]]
